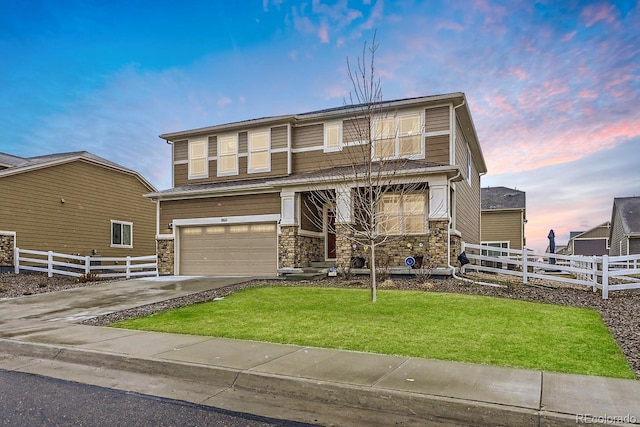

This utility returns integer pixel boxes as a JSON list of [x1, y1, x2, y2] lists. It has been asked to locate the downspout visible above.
[[447, 100, 502, 287]]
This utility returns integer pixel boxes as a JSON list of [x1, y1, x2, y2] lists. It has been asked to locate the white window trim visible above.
[[111, 220, 133, 248], [372, 112, 425, 160], [323, 121, 343, 153], [248, 129, 271, 174], [188, 138, 209, 179], [378, 193, 428, 236], [217, 133, 239, 177]]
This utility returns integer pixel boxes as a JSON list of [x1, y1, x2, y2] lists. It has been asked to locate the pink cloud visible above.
[[578, 89, 598, 99], [561, 31, 577, 42], [318, 21, 330, 43], [581, 3, 620, 27], [436, 20, 465, 32]]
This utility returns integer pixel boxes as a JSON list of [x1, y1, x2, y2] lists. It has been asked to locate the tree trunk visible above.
[[370, 240, 377, 303]]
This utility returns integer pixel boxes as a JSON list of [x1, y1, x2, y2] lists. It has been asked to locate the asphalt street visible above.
[[0, 370, 317, 427]]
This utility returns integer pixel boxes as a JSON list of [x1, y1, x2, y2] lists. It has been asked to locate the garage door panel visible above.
[[179, 224, 277, 276]]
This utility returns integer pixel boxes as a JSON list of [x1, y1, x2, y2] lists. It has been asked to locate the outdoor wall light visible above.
[[60, 198, 65, 204]]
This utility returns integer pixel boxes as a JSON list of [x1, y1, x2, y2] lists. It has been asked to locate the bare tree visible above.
[[304, 34, 428, 302]]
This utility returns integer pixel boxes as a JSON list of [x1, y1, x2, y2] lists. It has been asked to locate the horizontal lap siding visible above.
[[579, 225, 610, 239], [426, 135, 450, 164], [425, 106, 450, 132], [173, 153, 288, 187], [174, 140, 188, 161], [271, 126, 288, 150], [454, 118, 481, 244], [293, 145, 362, 173], [343, 118, 369, 144], [0, 161, 156, 257], [293, 123, 323, 150], [481, 210, 523, 249], [160, 193, 281, 228]]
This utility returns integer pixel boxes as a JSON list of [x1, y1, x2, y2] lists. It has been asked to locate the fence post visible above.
[[85, 256, 91, 275], [602, 255, 609, 300], [591, 256, 598, 292], [14, 247, 19, 274], [126, 256, 131, 279], [47, 251, 53, 278], [522, 248, 528, 285]]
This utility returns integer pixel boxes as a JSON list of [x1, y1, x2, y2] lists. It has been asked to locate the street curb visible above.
[[0, 338, 586, 426]]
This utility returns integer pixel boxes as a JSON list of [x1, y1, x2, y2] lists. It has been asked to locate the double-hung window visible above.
[[188, 139, 208, 179], [324, 122, 342, 152], [217, 134, 238, 176], [248, 130, 270, 173], [373, 113, 423, 159], [111, 220, 132, 248], [379, 193, 427, 235]]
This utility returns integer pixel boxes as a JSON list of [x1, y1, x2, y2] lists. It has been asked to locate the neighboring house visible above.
[[148, 93, 487, 276], [480, 186, 526, 252], [566, 222, 610, 256], [609, 197, 640, 256], [0, 151, 157, 270]]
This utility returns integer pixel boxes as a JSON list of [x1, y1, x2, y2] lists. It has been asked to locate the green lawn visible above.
[[113, 287, 634, 379]]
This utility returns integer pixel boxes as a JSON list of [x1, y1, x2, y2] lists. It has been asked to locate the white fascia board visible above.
[[173, 214, 280, 227]]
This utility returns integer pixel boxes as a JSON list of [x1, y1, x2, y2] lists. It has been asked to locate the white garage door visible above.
[[179, 223, 277, 276]]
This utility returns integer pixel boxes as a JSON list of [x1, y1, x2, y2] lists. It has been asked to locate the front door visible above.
[[326, 210, 336, 259]]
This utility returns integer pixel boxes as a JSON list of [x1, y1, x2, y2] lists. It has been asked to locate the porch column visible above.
[[428, 182, 450, 268], [335, 185, 352, 224]]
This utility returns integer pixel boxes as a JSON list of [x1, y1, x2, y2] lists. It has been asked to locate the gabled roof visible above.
[[612, 197, 640, 235], [0, 151, 156, 192], [569, 222, 610, 241], [481, 186, 526, 210]]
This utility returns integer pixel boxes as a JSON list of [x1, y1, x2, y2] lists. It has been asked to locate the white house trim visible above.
[[172, 214, 280, 227]]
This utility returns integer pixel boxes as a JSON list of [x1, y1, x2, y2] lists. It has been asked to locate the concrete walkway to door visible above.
[[1, 276, 639, 426]]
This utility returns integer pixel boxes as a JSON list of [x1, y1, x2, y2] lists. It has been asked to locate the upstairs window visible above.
[[111, 220, 133, 248], [248, 130, 270, 173], [372, 113, 423, 159], [188, 139, 208, 179], [324, 122, 342, 152], [217, 134, 238, 176], [378, 193, 427, 235]]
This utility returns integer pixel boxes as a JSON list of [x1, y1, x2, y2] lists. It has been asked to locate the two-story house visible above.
[[147, 93, 487, 276]]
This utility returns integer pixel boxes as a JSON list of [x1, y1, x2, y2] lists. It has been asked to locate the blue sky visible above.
[[2, 0, 638, 251]]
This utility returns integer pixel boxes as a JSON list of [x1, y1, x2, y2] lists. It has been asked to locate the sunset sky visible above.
[[2, 0, 638, 252]]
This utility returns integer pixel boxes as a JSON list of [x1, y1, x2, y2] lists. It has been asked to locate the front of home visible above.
[[148, 93, 487, 276]]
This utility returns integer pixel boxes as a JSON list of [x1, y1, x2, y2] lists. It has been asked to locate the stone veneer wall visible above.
[[0, 233, 15, 268], [156, 236, 174, 275], [334, 220, 453, 269], [279, 226, 324, 268]]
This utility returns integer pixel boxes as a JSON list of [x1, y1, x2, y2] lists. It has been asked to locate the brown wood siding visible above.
[[454, 118, 481, 244], [174, 140, 188, 161], [208, 136, 217, 157], [292, 123, 323, 150], [300, 193, 322, 232], [271, 126, 288, 150], [173, 152, 288, 187], [238, 132, 248, 153], [343, 117, 369, 144], [160, 193, 280, 228], [425, 106, 450, 132], [292, 144, 363, 173], [481, 210, 523, 249], [426, 135, 450, 164], [0, 161, 156, 257]]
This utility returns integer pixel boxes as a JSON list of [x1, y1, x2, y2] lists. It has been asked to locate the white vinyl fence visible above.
[[14, 248, 158, 279], [461, 243, 640, 299]]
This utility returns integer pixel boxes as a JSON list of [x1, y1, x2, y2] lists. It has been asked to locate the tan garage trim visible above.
[[178, 222, 277, 276]]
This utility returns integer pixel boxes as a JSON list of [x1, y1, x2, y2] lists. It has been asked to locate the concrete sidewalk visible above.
[[0, 277, 638, 426]]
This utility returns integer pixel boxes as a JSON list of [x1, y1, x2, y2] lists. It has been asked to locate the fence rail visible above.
[[14, 248, 158, 279], [461, 243, 640, 299]]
